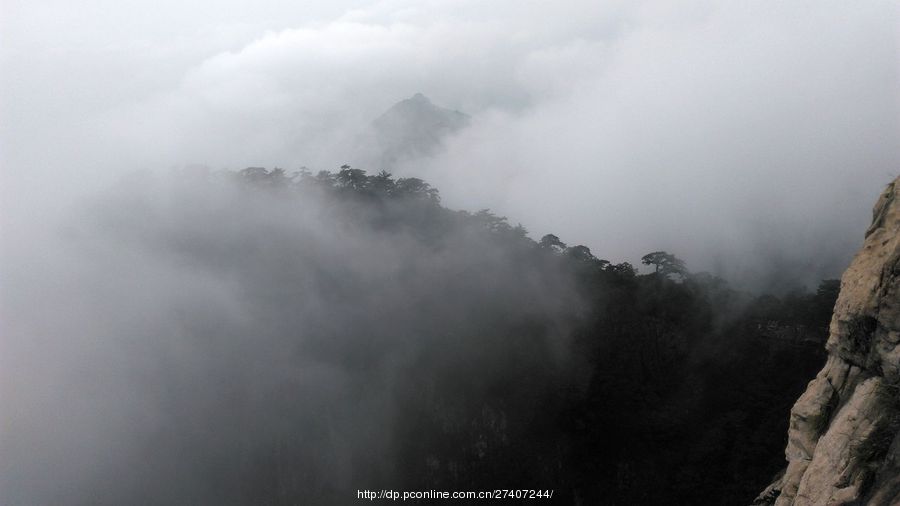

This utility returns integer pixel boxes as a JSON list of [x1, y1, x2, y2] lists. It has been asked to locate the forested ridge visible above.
[[39, 166, 837, 505]]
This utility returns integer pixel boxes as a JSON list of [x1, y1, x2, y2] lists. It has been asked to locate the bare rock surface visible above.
[[755, 178, 900, 506]]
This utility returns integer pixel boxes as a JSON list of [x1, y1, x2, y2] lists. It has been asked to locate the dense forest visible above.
[[11, 166, 839, 505]]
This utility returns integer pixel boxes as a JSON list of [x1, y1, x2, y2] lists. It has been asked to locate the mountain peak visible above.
[[368, 94, 470, 166], [375, 93, 468, 129]]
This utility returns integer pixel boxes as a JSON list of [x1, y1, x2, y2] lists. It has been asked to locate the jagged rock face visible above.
[[755, 178, 900, 506]]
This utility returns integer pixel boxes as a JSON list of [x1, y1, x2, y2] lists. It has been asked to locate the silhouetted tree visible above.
[[336, 165, 368, 190], [395, 177, 439, 202], [118, 166, 833, 506], [371, 170, 396, 194], [539, 234, 567, 252], [641, 250, 688, 278]]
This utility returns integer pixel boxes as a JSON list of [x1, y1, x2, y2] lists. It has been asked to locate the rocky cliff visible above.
[[755, 178, 900, 505]]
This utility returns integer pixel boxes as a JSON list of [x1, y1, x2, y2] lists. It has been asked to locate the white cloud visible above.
[[2, 0, 898, 286]]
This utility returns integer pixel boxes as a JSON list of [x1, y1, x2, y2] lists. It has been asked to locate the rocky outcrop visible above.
[[754, 178, 900, 506]]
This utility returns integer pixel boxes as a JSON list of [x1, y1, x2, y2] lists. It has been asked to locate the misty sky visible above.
[[2, 0, 899, 285], [1, 2, 899, 503]]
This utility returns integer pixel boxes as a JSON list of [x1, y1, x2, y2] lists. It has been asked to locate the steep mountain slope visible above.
[[754, 177, 900, 505]]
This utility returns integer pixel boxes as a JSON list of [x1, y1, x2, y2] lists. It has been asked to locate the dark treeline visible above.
[[10, 166, 837, 505]]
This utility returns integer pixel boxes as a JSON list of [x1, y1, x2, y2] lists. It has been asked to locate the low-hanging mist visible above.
[[2, 167, 842, 504], [3, 1, 898, 504], [2, 168, 586, 504], [3, 0, 897, 290]]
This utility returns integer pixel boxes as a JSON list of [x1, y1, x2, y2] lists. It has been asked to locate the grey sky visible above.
[[2, 0, 898, 285], [0, 2, 899, 502]]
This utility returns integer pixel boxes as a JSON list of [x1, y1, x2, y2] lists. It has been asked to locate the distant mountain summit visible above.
[[369, 93, 470, 167]]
